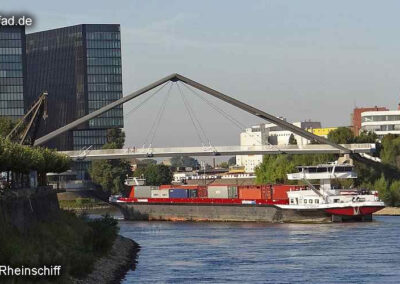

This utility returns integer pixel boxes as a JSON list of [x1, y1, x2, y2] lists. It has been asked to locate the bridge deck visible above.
[[62, 143, 375, 161]]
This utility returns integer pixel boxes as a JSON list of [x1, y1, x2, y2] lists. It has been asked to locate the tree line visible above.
[[0, 137, 71, 188]]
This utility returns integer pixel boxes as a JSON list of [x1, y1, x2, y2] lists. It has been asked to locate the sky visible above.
[[3, 0, 400, 150]]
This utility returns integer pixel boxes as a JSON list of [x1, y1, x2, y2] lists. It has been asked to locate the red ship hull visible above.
[[324, 206, 384, 216]]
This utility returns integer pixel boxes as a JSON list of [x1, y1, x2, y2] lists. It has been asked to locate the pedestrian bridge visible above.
[[62, 143, 375, 161]]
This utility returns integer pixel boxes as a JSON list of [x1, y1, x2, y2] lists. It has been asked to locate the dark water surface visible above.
[[119, 216, 400, 283]]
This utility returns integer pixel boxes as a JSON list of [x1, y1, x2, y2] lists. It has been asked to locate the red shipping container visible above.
[[239, 188, 262, 199], [180, 185, 199, 189], [273, 184, 304, 200], [159, 185, 173, 190], [197, 187, 208, 198]]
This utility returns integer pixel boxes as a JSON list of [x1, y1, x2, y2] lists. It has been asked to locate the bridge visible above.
[[62, 144, 375, 161], [27, 73, 376, 160]]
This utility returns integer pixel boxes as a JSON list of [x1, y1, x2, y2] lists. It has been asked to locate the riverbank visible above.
[[374, 207, 400, 216], [71, 235, 140, 284]]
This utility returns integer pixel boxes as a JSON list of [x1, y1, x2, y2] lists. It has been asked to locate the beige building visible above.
[[236, 119, 321, 173]]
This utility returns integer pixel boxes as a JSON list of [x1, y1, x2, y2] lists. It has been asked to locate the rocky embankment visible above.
[[374, 207, 400, 216], [71, 235, 140, 284]]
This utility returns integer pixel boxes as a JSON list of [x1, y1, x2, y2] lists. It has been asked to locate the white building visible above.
[[361, 110, 400, 137], [236, 119, 321, 173]]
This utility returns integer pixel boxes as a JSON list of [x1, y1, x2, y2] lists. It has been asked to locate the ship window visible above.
[[290, 199, 294, 204], [334, 199, 339, 203], [315, 199, 319, 204], [304, 199, 307, 204], [309, 199, 313, 204]]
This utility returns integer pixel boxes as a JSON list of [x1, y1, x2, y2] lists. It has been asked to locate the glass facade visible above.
[[86, 28, 123, 130], [25, 24, 124, 152], [26, 25, 124, 179], [0, 26, 26, 120]]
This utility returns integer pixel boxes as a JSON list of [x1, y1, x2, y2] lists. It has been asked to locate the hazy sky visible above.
[[3, 0, 400, 149]]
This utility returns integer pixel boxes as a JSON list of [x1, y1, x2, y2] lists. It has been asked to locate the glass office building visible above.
[[26, 24, 124, 152], [26, 24, 124, 178], [0, 26, 26, 120]]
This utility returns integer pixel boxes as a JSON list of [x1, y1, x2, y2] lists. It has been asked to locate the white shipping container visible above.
[[207, 186, 229, 198], [151, 189, 170, 198], [207, 185, 237, 198], [133, 187, 153, 198]]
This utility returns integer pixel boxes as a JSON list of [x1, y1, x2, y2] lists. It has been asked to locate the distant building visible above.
[[351, 107, 387, 135], [308, 127, 337, 138], [361, 108, 400, 137], [25, 24, 124, 178], [0, 26, 26, 121], [236, 119, 322, 173]]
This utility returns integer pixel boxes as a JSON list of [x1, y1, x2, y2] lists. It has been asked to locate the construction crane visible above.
[[7, 92, 48, 145]]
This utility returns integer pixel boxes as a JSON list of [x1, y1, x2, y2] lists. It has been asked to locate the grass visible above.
[[58, 198, 108, 209], [0, 210, 119, 283]]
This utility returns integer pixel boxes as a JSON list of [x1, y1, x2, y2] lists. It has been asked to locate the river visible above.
[[111, 215, 400, 283]]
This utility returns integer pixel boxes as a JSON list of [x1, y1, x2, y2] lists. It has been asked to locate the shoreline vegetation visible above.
[[0, 204, 138, 283]]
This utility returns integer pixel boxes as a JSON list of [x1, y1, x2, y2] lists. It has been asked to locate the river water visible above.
[[115, 215, 400, 283]]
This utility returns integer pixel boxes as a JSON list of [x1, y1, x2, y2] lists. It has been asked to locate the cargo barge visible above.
[[115, 163, 385, 223]]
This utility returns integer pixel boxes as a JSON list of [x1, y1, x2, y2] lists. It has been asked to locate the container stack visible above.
[[128, 183, 305, 202]]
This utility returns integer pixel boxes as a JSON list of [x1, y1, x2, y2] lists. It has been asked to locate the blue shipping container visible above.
[[169, 189, 189, 198], [188, 189, 198, 198]]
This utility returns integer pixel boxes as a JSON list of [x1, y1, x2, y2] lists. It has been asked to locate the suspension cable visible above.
[[143, 82, 173, 148], [181, 82, 247, 130], [176, 83, 206, 146], [124, 81, 169, 118], [181, 82, 282, 152], [176, 82, 213, 148]]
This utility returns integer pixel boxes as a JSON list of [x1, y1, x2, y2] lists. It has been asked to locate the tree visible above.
[[374, 174, 389, 204], [380, 134, 400, 168], [89, 129, 132, 195], [218, 162, 229, 169], [388, 180, 400, 207], [139, 159, 157, 165], [170, 156, 200, 168], [135, 164, 172, 185], [327, 127, 354, 144], [0, 117, 16, 138], [288, 134, 297, 145], [228, 156, 236, 166], [106, 128, 125, 148], [354, 131, 378, 143]]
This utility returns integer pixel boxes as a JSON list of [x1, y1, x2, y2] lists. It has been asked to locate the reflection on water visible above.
[[115, 216, 400, 283]]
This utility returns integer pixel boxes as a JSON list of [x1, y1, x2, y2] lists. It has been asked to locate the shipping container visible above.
[[188, 189, 198, 198], [180, 185, 199, 190], [239, 188, 262, 199], [207, 185, 237, 198], [151, 189, 169, 198], [159, 184, 173, 190], [272, 185, 304, 200], [169, 188, 189, 198], [129, 185, 158, 198], [228, 185, 238, 198], [207, 185, 229, 198], [197, 187, 208, 198]]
